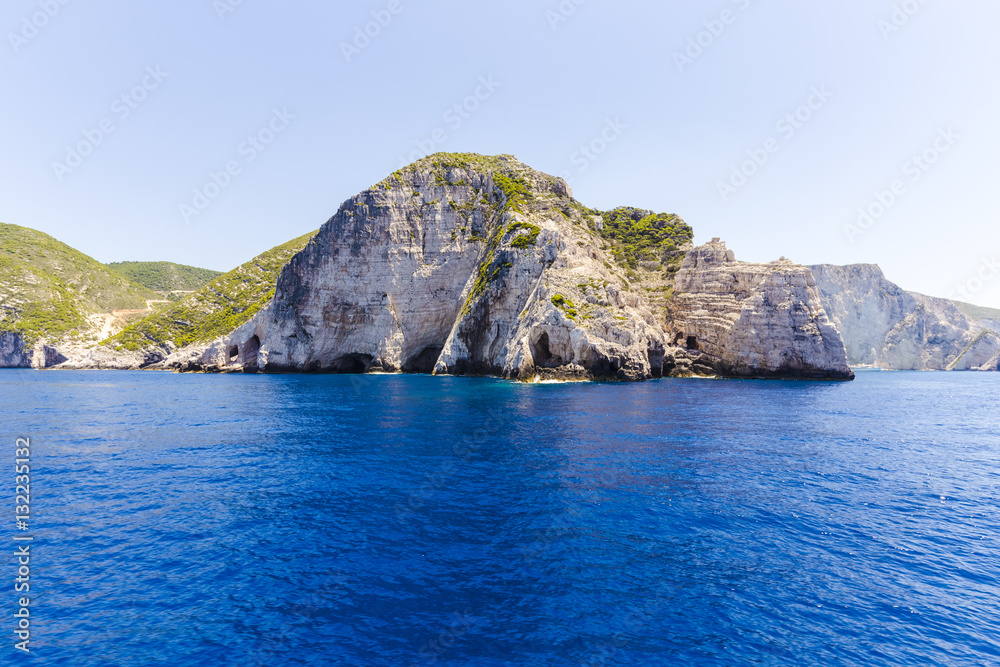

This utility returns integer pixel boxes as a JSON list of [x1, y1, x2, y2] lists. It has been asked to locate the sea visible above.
[[1, 370, 998, 666]]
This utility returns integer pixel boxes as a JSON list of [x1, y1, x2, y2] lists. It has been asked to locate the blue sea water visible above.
[[1, 370, 998, 666]]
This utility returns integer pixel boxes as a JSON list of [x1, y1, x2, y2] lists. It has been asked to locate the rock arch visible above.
[[329, 353, 374, 373], [240, 335, 261, 369], [531, 331, 568, 368], [403, 345, 443, 374]]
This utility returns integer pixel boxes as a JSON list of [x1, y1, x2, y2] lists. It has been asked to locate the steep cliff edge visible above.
[[189, 153, 852, 381], [809, 264, 1000, 371], [8, 154, 855, 380], [204, 154, 677, 380], [0, 332, 31, 368], [670, 241, 853, 379]]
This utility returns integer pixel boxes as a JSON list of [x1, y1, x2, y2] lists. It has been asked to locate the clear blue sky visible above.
[[2, 0, 998, 308]]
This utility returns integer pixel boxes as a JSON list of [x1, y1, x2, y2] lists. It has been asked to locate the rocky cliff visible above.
[[171, 154, 852, 381], [809, 264, 1000, 371], [0, 332, 31, 368], [6, 154, 860, 380], [671, 242, 853, 379]]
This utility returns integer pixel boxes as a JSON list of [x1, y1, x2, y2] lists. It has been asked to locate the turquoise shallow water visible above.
[[1, 370, 998, 665]]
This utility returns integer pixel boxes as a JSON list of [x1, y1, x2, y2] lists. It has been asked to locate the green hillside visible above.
[[108, 261, 222, 294], [105, 231, 317, 351], [953, 300, 1000, 324], [0, 223, 154, 343]]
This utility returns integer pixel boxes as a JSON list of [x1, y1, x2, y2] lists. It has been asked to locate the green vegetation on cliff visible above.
[[108, 261, 222, 295], [551, 294, 579, 321], [506, 221, 541, 249], [105, 231, 317, 351], [0, 223, 153, 343], [386, 153, 539, 216], [380, 154, 692, 317], [492, 172, 532, 214], [399, 152, 519, 177], [401, 155, 693, 271], [597, 207, 693, 270], [953, 300, 1000, 328]]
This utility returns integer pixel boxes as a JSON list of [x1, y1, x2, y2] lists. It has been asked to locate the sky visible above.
[[2, 0, 998, 308]]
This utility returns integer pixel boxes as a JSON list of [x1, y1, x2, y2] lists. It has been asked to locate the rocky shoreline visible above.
[[5, 154, 997, 379], [53, 156, 854, 381]]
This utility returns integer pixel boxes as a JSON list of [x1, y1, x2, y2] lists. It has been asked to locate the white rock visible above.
[[670, 240, 853, 379], [810, 264, 1000, 371]]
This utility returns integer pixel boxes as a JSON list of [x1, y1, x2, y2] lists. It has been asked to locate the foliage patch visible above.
[[104, 231, 316, 351]]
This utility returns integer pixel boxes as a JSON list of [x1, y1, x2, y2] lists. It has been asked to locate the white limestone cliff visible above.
[[200, 156, 853, 381], [0, 332, 31, 368], [809, 264, 1000, 371], [669, 240, 853, 379]]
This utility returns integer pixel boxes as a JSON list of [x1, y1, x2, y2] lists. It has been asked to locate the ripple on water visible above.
[[1, 370, 997, 665]]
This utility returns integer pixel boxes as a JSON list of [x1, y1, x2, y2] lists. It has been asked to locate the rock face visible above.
[[220, 157, 668, 380], [30, 342, 68, 369], [0, 332, 71, 369], [980, 317, 1000, 334], [202, 154, 853, 381], [809, 264, 1000, 371], [669, 241, 854, 379], [0, 333, 31, 368]]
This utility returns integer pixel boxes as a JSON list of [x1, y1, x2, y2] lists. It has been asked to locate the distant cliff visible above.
[[810, 264, 1000, 371], [162, 154, 852, 381], [0, 222, 307, 370]]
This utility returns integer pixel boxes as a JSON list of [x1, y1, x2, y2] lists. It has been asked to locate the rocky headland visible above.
[[670, 243, 852, 379], [7, 153, 995, 378], [152, 154, 852, 380]]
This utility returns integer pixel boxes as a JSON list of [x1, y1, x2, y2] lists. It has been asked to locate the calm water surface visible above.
[[1, 370, 998, 666]]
